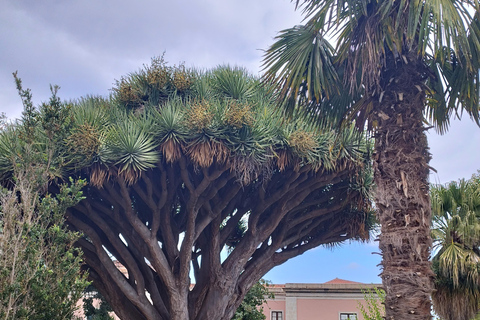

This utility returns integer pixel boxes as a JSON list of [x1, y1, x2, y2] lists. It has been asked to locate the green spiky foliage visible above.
[[0, 63, 374, 320], [431, 172, 480, 320], [112, 56, 196, 111], [263, 0, 480, 318]]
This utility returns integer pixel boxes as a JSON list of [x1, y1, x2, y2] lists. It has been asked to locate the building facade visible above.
[[261, 278, 382, 320]]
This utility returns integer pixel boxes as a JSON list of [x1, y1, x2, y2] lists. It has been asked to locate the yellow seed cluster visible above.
[[66, 124, 100, 158], [145, 57, 171, 89], [146, 66, 170, 89], [225, 102, 254, 129], [288, 130, 317, 155], [117, 80, 138, 104], [185, 101, 214, 131], [172, 67, 193, 92]]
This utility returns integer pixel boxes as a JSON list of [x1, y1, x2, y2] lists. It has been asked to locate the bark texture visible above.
[[373, 55, 434, 320], [64, 156, 371, 320]]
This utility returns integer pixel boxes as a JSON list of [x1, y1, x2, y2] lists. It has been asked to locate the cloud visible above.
[[0, 0, 303, 119], [347, 262, 360, 270], [428, 119, 480, 184], [1, 0, 478, 183]]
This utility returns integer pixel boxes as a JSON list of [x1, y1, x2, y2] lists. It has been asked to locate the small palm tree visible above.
[[431, 173, 480, 320], [263, 0, 480, 318]]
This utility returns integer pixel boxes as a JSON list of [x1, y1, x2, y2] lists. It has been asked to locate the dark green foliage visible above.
[[0, 78, 89, 319], [232, 280, 273, 320], [83, 285, 114, 320], [2, 62, 373, 191], [0, 166, 89, 320]]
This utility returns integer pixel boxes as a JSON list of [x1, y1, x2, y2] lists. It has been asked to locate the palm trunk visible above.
[[373, 58, 434, 319]]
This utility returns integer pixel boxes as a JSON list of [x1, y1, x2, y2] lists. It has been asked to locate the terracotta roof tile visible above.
[[323, 277, 362, 284]]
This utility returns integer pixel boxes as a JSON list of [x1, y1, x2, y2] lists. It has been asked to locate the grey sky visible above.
[[1, 0, 302, 118], [1, 0, 479, 284], [2, 0, 478, 185]]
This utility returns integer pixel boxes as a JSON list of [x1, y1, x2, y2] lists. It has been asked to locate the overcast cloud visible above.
[[1, 0, 302, 118], [1, 0, 478, 186], [1, 0, 479, 284]]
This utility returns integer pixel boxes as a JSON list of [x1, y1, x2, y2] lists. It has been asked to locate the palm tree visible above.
[[431, 173, 480, 320], [263, 0, 480, 318]]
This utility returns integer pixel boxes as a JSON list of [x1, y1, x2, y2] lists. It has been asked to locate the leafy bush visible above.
[[357, 287, 385, 320]]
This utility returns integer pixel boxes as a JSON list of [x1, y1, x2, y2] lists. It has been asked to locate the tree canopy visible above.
[[263, 0, 480, 318], [0, 60, 374, 320], [0, 78, 89, 319], [431, 172, 480, 320]]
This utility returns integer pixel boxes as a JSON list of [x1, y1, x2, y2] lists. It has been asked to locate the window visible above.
[[340, 313, 357, 320], [271, 311, 283, 320]]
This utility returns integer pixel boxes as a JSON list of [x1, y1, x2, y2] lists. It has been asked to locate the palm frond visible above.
[[191, 69, 212, 101], [432, 279, 480, 320], [72, 96, 112, 129], [431, 173, 480, 319], [426, 12, 480, 133], [263, 24, 345, 117], [150, 100, 187, 163]]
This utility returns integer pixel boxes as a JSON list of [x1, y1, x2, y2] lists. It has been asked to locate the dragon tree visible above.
[[0, 60, 374, 320]]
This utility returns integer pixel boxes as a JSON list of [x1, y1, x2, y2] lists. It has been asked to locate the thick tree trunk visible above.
[[193, 283, 236, 320], [66, 144, 371, 320], [169, 290, 190, 320], [373, 58, 434, 319]]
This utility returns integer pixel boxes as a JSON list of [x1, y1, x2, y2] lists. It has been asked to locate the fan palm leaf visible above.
[[263, 24, 344, 117], [263, 0, 480, 318], [266, 0, 480, 130], [431, 174, 480, 320]]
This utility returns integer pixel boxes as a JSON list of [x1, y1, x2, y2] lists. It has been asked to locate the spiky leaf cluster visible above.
[[0, 63, 374, 320], [431, 172, 480, 320], [111, 56, 196, 111], [0, 64, 372, 189]]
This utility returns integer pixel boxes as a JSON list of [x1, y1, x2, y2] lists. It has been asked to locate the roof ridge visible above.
[[323, 277, 363, 284]]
